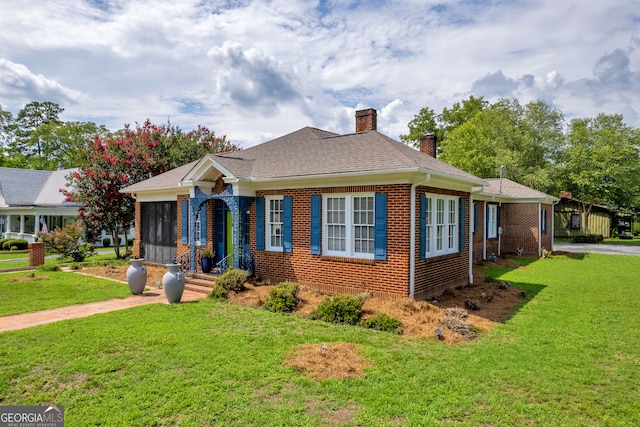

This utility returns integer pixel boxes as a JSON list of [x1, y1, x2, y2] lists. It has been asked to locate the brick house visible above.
[[471, 178, 557, 262], [122, 109, 556, 299]]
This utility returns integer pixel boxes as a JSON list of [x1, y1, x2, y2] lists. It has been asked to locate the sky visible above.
[[1, 0, 639, 148]]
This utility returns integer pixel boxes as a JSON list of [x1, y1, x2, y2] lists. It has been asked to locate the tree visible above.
[[65, 120, 239, 258], [400, 96, 488, 147], [6, 101, 64, 168], [435, 98, 565, 194], [560, 114, 640, 234], [0, 105, 16, 166]]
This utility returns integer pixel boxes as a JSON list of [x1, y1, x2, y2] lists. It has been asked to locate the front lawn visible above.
[[0, 270, 131, 316], [0, 254, 639, 425]]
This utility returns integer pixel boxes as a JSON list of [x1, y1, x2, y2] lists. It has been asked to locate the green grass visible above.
[[0, 270, 131, 316], [0, 254, 639, 425], [604, 237, 640, 245], [0, 252, 127, 270], [0, 251, 29, 260]]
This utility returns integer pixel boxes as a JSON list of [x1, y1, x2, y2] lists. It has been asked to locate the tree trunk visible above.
[[111, 229, 121, 258], [580, 200, 594, 235]]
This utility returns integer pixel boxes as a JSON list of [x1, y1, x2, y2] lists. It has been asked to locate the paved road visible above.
[[554, 242, 640, 256]]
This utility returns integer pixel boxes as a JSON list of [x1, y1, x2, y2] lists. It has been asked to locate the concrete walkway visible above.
[[0, 289, 208, 333], [554, 242, 640, 256]]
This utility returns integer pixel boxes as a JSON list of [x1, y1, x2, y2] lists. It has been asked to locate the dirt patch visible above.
[[282, 342, 371, 381], [77, 264, 167, 289], [7, 273, 48, 283]]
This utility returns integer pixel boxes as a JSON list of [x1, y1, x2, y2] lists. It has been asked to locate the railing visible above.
[[216, 254, 232, 275]]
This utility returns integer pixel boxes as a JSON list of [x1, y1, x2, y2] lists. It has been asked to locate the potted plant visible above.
[[200, 248, 215, 273]]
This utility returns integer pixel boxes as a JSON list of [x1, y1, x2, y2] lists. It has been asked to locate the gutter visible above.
[[409, 173, 430, 299]]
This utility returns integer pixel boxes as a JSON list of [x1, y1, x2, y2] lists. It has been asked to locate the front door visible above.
[[214, 200, 228, 264]]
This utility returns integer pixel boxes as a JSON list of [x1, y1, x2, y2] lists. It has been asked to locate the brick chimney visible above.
[[355, 108, 377, 132], [419, 134, 437, 158], [559, 191, 572, 199]]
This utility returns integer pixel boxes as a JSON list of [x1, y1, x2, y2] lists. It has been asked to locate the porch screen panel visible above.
[[141, 201, 177, 264]]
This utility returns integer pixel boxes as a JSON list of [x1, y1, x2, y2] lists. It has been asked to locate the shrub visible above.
[[264, 281, 300, 313], [2, 239, 28, 250], [127, 238, 134, 246], [37, 264, 61, 272], [102, 237, 111, 247], [40, 223, 95, 262], [311, 294, 366, 325], [209, 268, 250, 300], [0, 238, 7, 249], [571, 234, 604, 244], [360, 312, 403, 334], [209, 283, 229, 300]]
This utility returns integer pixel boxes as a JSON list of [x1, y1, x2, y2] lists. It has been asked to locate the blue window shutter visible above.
[[310, 195, 321, 255], [419, 194, 426, 260], [542, 209, 548, 234], [181, 200, 188, 244], [486, 204, 489, 233], [283, 196, 292, 253], [256, 197, 265, 251], [374, 193, 387, 261], [200, 203, 207, 244], [459, 198, 466, 252], [474, 203, 479, 232]]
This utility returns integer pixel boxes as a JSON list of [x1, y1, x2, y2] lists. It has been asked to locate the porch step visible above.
[[184, 273, 217, 295]]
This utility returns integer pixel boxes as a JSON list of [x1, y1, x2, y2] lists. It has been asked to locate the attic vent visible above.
[[355, 108, 377, 132]]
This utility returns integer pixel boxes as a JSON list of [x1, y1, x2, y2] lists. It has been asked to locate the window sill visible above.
[[423, 252, 462, 263], [320, 255, 376, 265]]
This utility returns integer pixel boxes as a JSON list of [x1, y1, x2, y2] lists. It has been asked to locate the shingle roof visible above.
[[122, 127, 484, 193], [121, 160, 199, 192], [0, 167, 79, 206], [212, 127, 481, 181], [481, 178, 557, 199]]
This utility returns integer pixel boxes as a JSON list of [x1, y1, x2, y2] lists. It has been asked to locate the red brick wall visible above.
[[472, 200, 485, 262], [540, 203, 553, 253], [251, 184, 412, 299], [28, 242, 45, 267], [133, 201, 142, 258], [501, 203, 539, 256], [413, 186, 470, 300]]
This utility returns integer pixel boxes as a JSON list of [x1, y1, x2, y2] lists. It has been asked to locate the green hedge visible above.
[[1, 239, 29, 250], [571, 234, 604, 244]]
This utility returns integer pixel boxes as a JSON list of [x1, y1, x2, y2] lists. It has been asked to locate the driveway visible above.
[[554, 242, 640, 256]]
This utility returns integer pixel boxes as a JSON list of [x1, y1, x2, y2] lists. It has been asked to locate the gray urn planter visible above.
[[163, 264, 185, 303], [126, 259, 147, 295]]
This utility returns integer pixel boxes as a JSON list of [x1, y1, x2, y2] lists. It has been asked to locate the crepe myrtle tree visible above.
[[65, 120, 239, 258]]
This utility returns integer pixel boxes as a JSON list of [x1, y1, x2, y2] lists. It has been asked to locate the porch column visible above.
[[20, 215, 25, 234]]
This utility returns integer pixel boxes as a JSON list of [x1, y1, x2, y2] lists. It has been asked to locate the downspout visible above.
[[409, 173, 430, 299], [498, 201, 503, 256], [551, 199, 560, 252], [538, 201, 542, 256], [468, 188, 483, 284]]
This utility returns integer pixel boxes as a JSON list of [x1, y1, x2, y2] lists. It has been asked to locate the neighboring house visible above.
[[0, 167, 133, 245], [122, 109, 557, 299], [554, 192, 612, 238], [0, 167, 81, 242], [472, 178, 558, 262]]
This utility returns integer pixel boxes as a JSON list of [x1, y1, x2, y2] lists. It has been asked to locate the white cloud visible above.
[[0, 0, 638, 146]]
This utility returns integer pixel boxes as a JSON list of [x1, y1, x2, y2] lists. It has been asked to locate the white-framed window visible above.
[[266, 196, 284, 251], [323, 193, 375, 259], [424, 194, 458, 257], [487, 204, 497, 238], [195, 210, 202, 246]]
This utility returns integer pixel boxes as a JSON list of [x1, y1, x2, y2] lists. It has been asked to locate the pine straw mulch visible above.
[[78, 258, 530, 381]]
